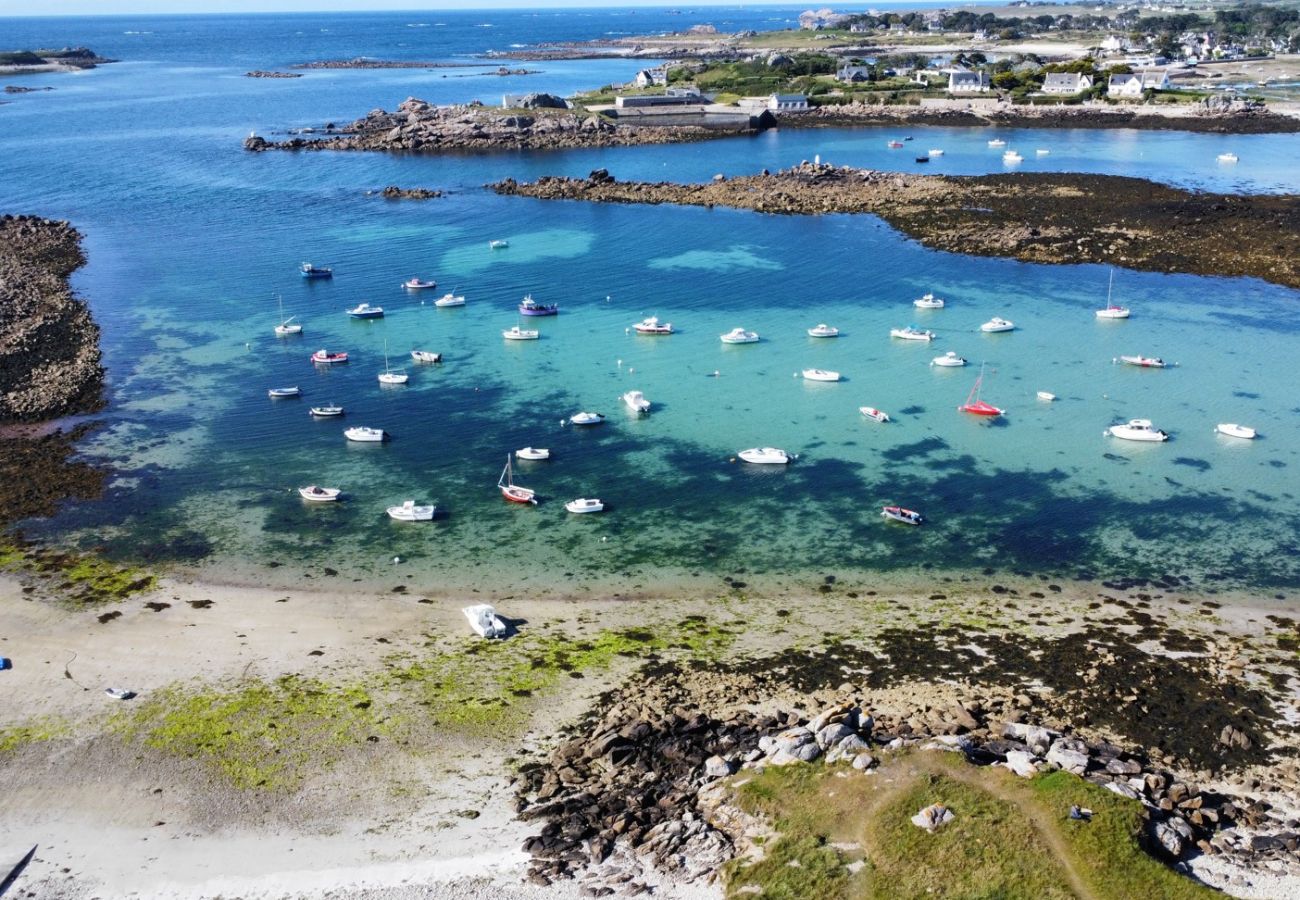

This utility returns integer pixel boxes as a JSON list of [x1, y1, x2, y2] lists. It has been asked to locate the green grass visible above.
[[0, 716, 70, 753], [0, 540, 156, 605]]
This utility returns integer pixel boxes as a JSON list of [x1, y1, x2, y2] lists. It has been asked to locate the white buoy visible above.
[[617, 359, 622, 367], [392, 556, 402, 563], [628, 367, 634, 374]]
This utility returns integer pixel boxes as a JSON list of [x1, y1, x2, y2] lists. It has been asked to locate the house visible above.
[[1106, 70, 1170, 98], [837, 64, 873, 83], [633, 68, 667, 88], [947, 71, 991, 93], [737, 93, 809, 111], [1100, 34, 1127, 52], [1042, 72, 1093, 95]]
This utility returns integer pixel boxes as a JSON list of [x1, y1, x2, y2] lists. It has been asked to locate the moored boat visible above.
[[565, 498, 605, 514], [807, 323, 839, 338], [931, 351, 967, 367], [1105, 418, 1168, 442], [498, 456, 537, 504], [300, 262, 332, 279], [1117, 354, 1165, 368], [887, 139, 904, 148], [988, 139, 1006, 148], [344, 426, 386, 442], [802, 368, 841, 382], [502, 325, 539, 341], [402, 277, 437, 290], [267, 386, 300, 398], [623, 390, 650, 414], [1036, 148, 1050, 156], [881, 506, 923, 526], [387, 500, 435, 521], [737, 447, 791, 465], [913, 292, 945, 309], [489, 239, 509, 249], [463, 603, 506, 638], [720, 327, 759, 344], [347, 302, 384, 319], [516, 447, 550, 460], [1216, 423, 1256, 439], [411, 350, 442, 363], [958, 364, 1004, 417], [569, 411, 605, 426], [928, 148, 944, 156], [274, 294, 301, 336], [890, 326, 934, 341], [1217, 153, 1239, 163], [518, 295, 558, 316], [1096, 269, 1131, 319], [860, 406, 890, 423], [310, 349, 348, 364], [298, 485, 341, 502], [1003, 150, 1023, 163], [434, 293, 466, 307], [980, 317, 1015, 333], [379, 343, 407, 384], [309, 404, 344, 417], [1037, 391, 1057, 401], [634, 316, 673, 334]]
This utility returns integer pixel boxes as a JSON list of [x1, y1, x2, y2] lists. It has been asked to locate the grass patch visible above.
[[0, 716, 70, 753], [0, 539, 156, 605]]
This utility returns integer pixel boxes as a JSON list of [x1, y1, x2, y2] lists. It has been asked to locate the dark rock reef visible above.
[[378, 185, 442, 200], [244, 70, 302, 79], [0, 215, 105, 422], [493, 164, 1300, 290]]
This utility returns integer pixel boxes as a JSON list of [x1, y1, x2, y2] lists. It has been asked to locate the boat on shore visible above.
[[267, 386, 300, 398], [463, 603, 507, 638], [881, 506, 924, 526], [860, 406, 890, 423], [1106, 418, 1168, 442], [720, 327, 759, 344], [499, 456, 537, 504], [309, 404, 343, 417], [634, 316, 673, 334], [298, 485, 341, 502], [1216, 423, 1256, 439], [434, 292, 466, 307], [802, 368, 840, 382], [623, 390, 650, 414], [516, 447, 550, 460], [503, 325, 539, 341], [958, 364, 1004, 417], [310, 349, 348, 365], [519, 295, 558, 316], [403, 277, 436, 290], [105, 687, 136, 700], [300, 262, 332, 279], [347, 302, 384, 319], [807, 323, 839, 338], [738, 447, 791, 465], [411, 349, 442, 363], [913, 293, 944, 309], [980, 317, 1015, 333], [890, 326, 935, 341], [569, 411, 605, 426], [931, 351, 966, 367], [565, 498, 604, 514], [344, 426, 386, 442], [1117, 355, 1166, 368], [387, 500, 435, 521]]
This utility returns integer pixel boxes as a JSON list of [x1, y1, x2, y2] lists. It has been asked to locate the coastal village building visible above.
[[1041, 72, 1094, 95], [738, 93, 809, 111], [1101, 34, 1128, 52], [1106, 71, 1171, 98], [633, 68, 668, 88], [947, 71, 992, 94], [836, 65, 873, 83]]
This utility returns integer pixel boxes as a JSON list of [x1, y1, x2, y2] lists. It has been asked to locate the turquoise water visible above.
[[3, 11, 1299, 592]]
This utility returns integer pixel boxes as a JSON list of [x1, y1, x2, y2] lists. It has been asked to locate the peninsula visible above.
[[0, 47, 114, 76], [493, 165, 1300, 290]]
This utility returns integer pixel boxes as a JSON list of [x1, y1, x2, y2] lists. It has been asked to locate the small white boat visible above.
[[1096, 306, 1130, 319], [344, 426, 386, 442], [516, 447, 550, 460], [489, 239, 509, 249], [403, 278, 437, 290], [268, 386, 301, 398], [720, 327, 759, 344], [1003, 150, 1023, 163], [298, 485, 341, 502], [309, 404, 344, 417], [881, 506, 923, 526], [634, 316, 673, 334], [104, 687, 136, 701], [310, 349, 348, 364], [860, 406, 890, 423], [1036, 148, 1050, 156], [1217, 153, 1239, 163], [913, 293, 945, 309], [347, 302, 384, 319], [1037, 391, 1056, 402], [411, 350, 442, 363], [737, 447, 791, 465], [1106, 419, 1169, 442], [379, 344, 408, 384], [503, 326, 539, 341], [565, 498, 605, 514], [623, 390, 650, 413], [1216, 423, 1256, 439], [890, 326, 935, 341], [802, 368, 841, 382], [807, 323, 839, 338], [274, 295, 301, 336], [387, 500, 435, 521], [980, 317, 1015, 333], [927, 148, 944, 156], [463, 603, 506, 638], [931, 351, 967, 367], [1117, 354, 1166, 368], [988, 139, 1006, 148], [434, 293, 466, 308], [569, 411, 605, 426]]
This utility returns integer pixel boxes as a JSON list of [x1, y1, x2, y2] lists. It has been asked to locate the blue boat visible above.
[[347, 302, 384, 319], [300, 262, 333, 279], [518, 294, 558, 316]]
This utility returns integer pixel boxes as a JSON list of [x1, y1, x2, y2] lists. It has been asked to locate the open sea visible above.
[[2, 8, 1299, 595]]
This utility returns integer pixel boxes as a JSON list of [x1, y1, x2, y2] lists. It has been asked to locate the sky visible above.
[[4, 0, 815, 16]]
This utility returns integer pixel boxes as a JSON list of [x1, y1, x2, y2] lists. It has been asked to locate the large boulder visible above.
[[1046, 739, 1090, 775]]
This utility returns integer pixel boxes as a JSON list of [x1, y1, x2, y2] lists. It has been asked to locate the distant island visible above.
[[0, 47, 115, 76]]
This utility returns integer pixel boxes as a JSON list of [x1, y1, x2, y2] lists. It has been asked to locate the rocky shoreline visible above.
[[243, 96, 753, 155], [493, 165, 1300, 290], [0, 216, 104, 423], [292, 58, 535, 75]]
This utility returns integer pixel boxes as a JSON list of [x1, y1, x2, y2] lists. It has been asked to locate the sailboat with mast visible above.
[[378, 340, 408, 384], [958, 363, 1005, 417], [274, 294, 301, 336], [498, 455, 537, 504], [1096, 270, 1131, 319]]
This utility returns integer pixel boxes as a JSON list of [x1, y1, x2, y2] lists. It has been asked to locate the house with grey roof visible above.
[[947, 71, 991, 94], [1042, 72, 1093, 95]]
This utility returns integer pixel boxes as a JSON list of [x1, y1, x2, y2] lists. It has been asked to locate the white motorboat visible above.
[[890, 326, 935, 341], [988, 139, 1006, 148], [881, 506, 923, 526], [860, 406, 890, 423], [623, 390, 650, 414], [565, 498, 605, 514], [309, 404, 344, 417], [569, 411, 605, 426], [298, 485, 341, 502], [980, 317, 1015, 333], [379, 343, 408, 384], [1003, 150, 1023, 163], [463, 603, 506, 638], [310, 349, 348, 364], [387, 500, 435, 521], [516, 447, 550, 460], [927, 149, 944, 156], [720, 327, 759, 344], [1217, 153, 1239, 163], [913, 293, 945, 309], [1096, 269, 1131, 319], [503, 326, 539, 341], [807, 323, 839, 338], [1216, 423, 1256, 439], [347, 302, 384, 319], [1117, 354, 1166, 368], [931, 351, 967, 367], [737, 447, 791, 465], [489, 239, 509, 249], [268, 386, 301, 398], [1036, 148, 1051, 156], [802, 368, 841, 382], [411, 350, 442, 363], [344, 426, 386, 442], [434, 293, 466, 307], [274, 294, 302, 336], [1106, 419, 1169, 442], [403, 278, 437, 290], [634, 316, 673, 334], [1037, 391, 1057, 402]]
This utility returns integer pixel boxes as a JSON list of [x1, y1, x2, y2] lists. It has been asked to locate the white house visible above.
[[837, 64, 873, 83], [948, 71, 991, 93], [1100, 34, 1127, 52], [1106, 70, 1170, 97], [1042, 72, 1094, 95], [737, 93, 809, 111], [633, 68, 667, 88]]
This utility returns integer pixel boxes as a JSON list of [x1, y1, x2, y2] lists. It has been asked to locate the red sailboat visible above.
[[958, 364, 1004, 417], [498, 456, 537, 505]]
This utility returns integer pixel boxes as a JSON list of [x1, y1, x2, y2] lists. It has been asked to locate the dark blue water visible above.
[[3, 9, 1299, 594]]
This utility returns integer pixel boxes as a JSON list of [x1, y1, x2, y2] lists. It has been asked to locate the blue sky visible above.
[[5, 0, 802, 15]]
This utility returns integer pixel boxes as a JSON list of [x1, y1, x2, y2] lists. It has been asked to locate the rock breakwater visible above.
[[493, 164, 1300, 290], [0, 215, 104, 423]]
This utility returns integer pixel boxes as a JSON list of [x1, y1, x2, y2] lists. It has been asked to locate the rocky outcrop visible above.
[[492, 163, 1300, 290], [0, 215, 104, 422], [378, 185, 442, 200], [243, 96, 753, 155], [244, 70, 302, 78]]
